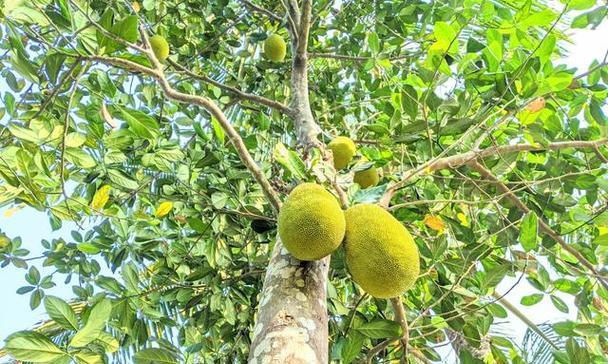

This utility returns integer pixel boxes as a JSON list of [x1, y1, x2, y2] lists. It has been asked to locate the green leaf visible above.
[[519, 212, 538, 252], [520, 293, 544, 306], [356, 319, 402, 339], [44, 296, 79, 330], [65, 148, 96, 169], [341, 332, 364, 364], [210, 117, 225, 143], [95, 332, 119, 353], [119, 107, 159, 140], [74, 351, 105, 364], [433, 22, 458, 53], [273, 142, 306, 179], [589, 99, 607, 125], [65, 132, 87, 148], [133, 348, 179, 364], [520, 9, 557, 27], [69, 298, 113, 347], [107, 169, 140, 190], [77, 243, 100, 254], [4, 331, 68, 362], [482, 265, 509, 291], [368, 32, 380, 53], [553, 278, 581, 294], [550, 295, 569, 313], [573, 323, 603, 336]]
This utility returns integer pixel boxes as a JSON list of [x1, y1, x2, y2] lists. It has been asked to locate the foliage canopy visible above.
[[1, 0, 608, 363]]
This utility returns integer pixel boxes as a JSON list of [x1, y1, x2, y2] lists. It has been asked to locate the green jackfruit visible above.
[[344, 204, 420, 298], [328, 137, 356, 170], [278, 183, 345, 261], [353, 166, 379, 189], [264, 34, 286, 62], [150, 35, 170, 61]]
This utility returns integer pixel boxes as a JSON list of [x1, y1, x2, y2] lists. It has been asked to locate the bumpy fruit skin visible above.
[[149, 35, 170, 61], [328, 137, 356, 170], [264, 34, 286, 62], [344, 204, 420, 298], [278, 183, 346, 261], [353, 166, 379, 188]]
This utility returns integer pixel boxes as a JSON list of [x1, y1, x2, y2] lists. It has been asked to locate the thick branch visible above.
[[167, 59, 293, 115], [470, 161, 608, 291], [381, 139, 608, 205]]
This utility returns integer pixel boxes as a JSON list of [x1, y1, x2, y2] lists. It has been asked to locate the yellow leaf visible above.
[[132, 1, 141, 12], [155, 201, 173, 218], [424, 214, 445, 233], [526, 97, 545, 113], [91, 185, 111, 210], [457, 212, 469, 227], [100, 103, 117, 129], [3, 205, 23, 218], [598, 226, 608, 235]]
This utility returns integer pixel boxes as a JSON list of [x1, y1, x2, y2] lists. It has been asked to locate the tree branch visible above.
[[491, 291, 560, 351], [470, 161, 608, 291], [84, 56, 282, 213], [296, 0, 312, 57], [391, 297, 409, 356], [167, 59, 292, 115], [237, 0, 282, 22], [309, 52, 412, 62], [381, 139, 608, 206]]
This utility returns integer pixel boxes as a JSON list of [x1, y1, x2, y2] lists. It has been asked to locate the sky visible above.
[[1, 5, 608, 363]]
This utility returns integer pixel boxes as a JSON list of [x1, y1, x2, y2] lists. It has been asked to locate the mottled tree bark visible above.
[[248, 240, 329, 363]]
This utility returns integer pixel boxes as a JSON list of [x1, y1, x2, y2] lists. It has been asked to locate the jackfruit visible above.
[[264, 34, 286, 62], [278, 183, 345, 261], [150, 35, 170, 61], [344, 204, 420, 298], [328, 137, 356, 170], [353, 165, 379, 188], [0, 236, 9, 249]]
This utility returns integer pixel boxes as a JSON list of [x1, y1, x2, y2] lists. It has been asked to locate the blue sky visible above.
[[1, 6, 608, 362]]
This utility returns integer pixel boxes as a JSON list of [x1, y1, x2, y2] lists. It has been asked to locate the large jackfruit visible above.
[[328, 137, 356, 170], [264, 34, 287, 62], [278, 183, 345, 261], [344, 204, 420, 298]]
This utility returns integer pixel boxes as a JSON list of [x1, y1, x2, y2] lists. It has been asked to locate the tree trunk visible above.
[[248, 2, 329, 362], [248, 238, 329, 363]]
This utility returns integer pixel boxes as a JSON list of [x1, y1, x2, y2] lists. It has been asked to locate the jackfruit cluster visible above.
[[276, 183, 419, 298], [328, 136, 356, 170], [264, 34, 287, 62], [150, 35, 170, 61], [343, 204, 420, 298], [277, 183, 345, 261]]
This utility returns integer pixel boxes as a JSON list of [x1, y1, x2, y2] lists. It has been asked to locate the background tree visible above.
[[1, 0, 608, 363]]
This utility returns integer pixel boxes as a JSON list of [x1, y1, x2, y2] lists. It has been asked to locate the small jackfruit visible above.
[[353, 165, 379, 188], [0, 236, 9, 249], [150, 35, 170, 61], [278, 183, 345, 261], [328, 137, 356, 170], [264, 34, 286, 62], [344, 204, 420, 298]]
